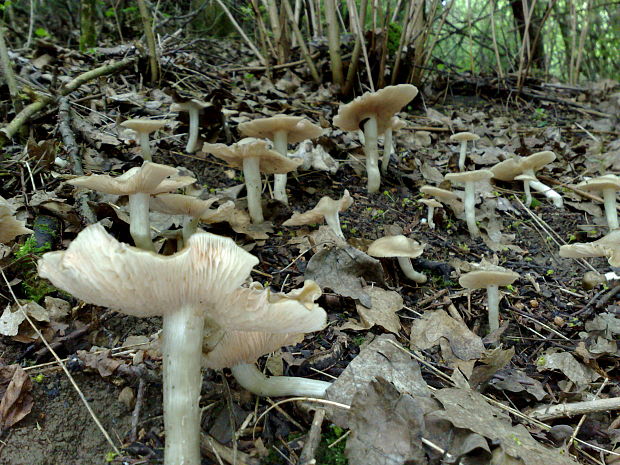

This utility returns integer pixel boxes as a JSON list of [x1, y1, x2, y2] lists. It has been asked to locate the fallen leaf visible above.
[[354, 286, 403, 334], [536, 350, 600, 387], [0, 365, 33, 430]]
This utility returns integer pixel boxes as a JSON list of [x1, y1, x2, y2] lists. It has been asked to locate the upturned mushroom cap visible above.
[[283, 190, 353, 226], [171, 99, 211, 112], [68, 161, 195, 195], [38, 224, 325, 332], [121, 119, 170, 134], [420, 186, 459, 202], [459, 264, 519, 289], [150, 194, 219, 219], [559, 230, 620, 267], [577, 174, 620, 193], [418, 198, 442, 208], [367, 235, 425, 259], [0, 197, 32, 243], [450, 132, 479, 143], [333, 84, 418, 133], [202, 139, 302, 175], [491, 152, 556, 181], [445, 169, 494, 184], [521, 151, 556, 172], [238, 115, 323, 144]]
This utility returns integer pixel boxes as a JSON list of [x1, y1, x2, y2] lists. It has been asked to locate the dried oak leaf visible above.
[[77, 349, 122, 377], [0, 364, 34, 430]]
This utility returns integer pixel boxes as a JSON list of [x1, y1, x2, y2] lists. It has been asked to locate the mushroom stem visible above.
[[528, 179, 563, 208], [186, 108, 200, 153], [486, 285, 500, 332], [396, 257, 427, 283], [426, 206, 436, 229], [163, 306, 205, 465], [522, 180, 532, 206], [272, 130, 289, 205], [458, 141, 468, 171], [323, 210, 345, 239], [602, 188, 619, 230], [243, 156, 264, 224], [137, 132, 153, 161], [363, 116, 381, 193], [128, 193, 155, 251], [381, 128, 394, 175], [463, 181, 480, 237], [230, 363, 331, 397], [182, 217, 200, 243]]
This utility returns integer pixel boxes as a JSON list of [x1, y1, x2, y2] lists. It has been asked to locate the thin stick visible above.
[[137, 0, 159, 83], [0, 268, 121, 456], [342, 0, 368, 95], [298, 408, 325, 465], [282, 0, 321, 83], [130, 377, 146, 442], [347, 0, 374, 91]]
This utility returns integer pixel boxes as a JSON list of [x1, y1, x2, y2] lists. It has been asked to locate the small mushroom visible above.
[[559, 230, 620, 267], [333, 84, 418, 193], [450, 131, 480, 171], [444, 169, 494, 237], [381, 116, 407, 175], [420, 185, 463, 214], [367, 235, 427, 283], [238, 115, 323, 205], [459, 261, 519, 332], [120, 119, 170, 161], [418, 198, 442, 229], [0, 196, 32, 243], [577, 174, 620, 230], [283, 190, 353, 239], [68, 162, 195, 251], [202, 138, 301, 224], [491, 151, 563, 207], [514, 173, 537, 207], [171, 99, 211, 153]]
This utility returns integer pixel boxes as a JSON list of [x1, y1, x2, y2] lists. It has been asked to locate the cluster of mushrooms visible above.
[[0, 84, 617, 465]]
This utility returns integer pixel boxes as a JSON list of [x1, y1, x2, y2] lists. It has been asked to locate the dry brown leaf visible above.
[[0, 365, 34, 431]]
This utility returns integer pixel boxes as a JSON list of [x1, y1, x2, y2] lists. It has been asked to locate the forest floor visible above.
[[0, 37, 619, 465]]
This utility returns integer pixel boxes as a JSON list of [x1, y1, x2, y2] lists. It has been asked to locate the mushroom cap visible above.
[[367, 235, 425, 259], [577, 174, 620, 192], [282, 190, 353, 226], [0, 197, 32, 243], [388, 116, 407, 131], [333, 84, 418, 133], [171, 99, 211, 112], [202, 138, 302, 175], [559, 230, 620, 267], [418, 198, 442, 208], [459, 265, 519, 289], [450, 132, 480, 143], [150, 193, 219, 218], [238, 115, 323, 144], [120, 119, 170, 134], [491, 152, 556, 181], [521, 151, 556, 172], [445, 169, 494, 184], [420, 186, 459, 201], [68, 161, 196, 195], [38, 224, 326, 333], [514, 174, 537, 182]]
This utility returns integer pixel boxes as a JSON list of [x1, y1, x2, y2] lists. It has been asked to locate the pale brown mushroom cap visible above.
[[445, 169, 494, 184], [121, 119, 170, 135], [459, 268, 519, 289], [238, 115, 323, 144], [491, 152, 556, 181], [420, 186, 459, 202], [0, 197, 32, 243], [515, 174, 537, 182], [521, 151, 556, 172], [202, 139, 302, 175], [388, 116, 407, 131], [367, 235, 425, 259], [333, 84, 418, 133], [68, 161, 195, 195], [38, 224, 326, 332], [559, 230, 620, 267], [450, 132, 479, 143], [418, 199, 442, 208], [171, 99, 211, 112], [283, 190, 353, 226], [150, 193, 219, 218], [577, 174, 620, 192]]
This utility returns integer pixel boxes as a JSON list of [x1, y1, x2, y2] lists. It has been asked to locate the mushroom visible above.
[[381, 116, 407, 175], [459, 261, 519, 332], [68, 161, 195, 251], [171, 99, 211, 153], [38, 224, 326, 465], [444, 169, 494, 237], [450, 132, 480, 171], [491, 151, 563, 207], [333, 84, 418, 193], [203, 281, 330, 397], [0, 196, 32, 243], [577, 174, 620, 230], [282, 190, 353, 239], [202, 138, 302, 224], [367, 235, 427, 283], [420, 185, 464, 214], [559, 230, 620, 267], [120, 119, 170, 161], [514, 173, 537, 207], [238, 115, 323, 205], [418, 198, 442, 229]]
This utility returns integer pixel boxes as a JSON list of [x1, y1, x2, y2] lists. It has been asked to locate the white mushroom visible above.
[[282, 190, 353, 239], [171, 99, 211, 153], [444, 169, 494, 238], [577, 175, 620, 230], [559, 230, 620, 267], [120, 119, 170, 161], [367, 235, 427, 283], [450, 131, 480, 171], [418, 198, 442, 229]]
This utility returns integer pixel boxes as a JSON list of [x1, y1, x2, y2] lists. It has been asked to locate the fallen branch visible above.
[[528, 397, 620, 421], [299, 408, 326, 465]]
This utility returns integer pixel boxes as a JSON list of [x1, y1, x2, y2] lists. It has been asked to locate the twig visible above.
[[130, 377, 146, 442], [298, 408, 325, 465], [200, 433, 260, 465], [528, 392, 620, 421]]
